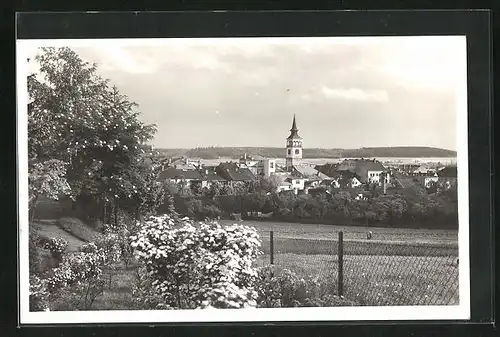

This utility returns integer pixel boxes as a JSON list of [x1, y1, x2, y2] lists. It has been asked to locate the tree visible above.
[[28, 47, 158, 221], [28, 159, 72, 223], [248, 175, 281, 194]]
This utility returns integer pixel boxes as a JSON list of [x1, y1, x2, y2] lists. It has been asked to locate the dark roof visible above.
[[315, 163, 339, 176], [216, 163, 256, 181], [196, 166, 227, 181], [336, 159, 386, 183], [437, 166, 457, 178], [203, 174, 227, 181], [286, 114, 302, 140], [158, 167, 202, 181]]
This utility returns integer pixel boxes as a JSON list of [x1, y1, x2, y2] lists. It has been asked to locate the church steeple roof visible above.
[[287, 114, 302, 140]]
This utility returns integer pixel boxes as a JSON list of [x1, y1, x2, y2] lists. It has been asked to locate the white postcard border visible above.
[[16, 36, 470, 324]]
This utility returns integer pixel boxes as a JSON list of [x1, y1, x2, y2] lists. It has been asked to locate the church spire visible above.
[[287, 114, 301, 139], [291, 114, 298, 132]]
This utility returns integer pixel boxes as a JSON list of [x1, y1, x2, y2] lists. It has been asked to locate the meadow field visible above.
[[234, 220, 459, 306], [219, 219, 459, 245]]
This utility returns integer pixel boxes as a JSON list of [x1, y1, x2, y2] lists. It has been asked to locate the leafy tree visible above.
[[204, 181, 223, 200], [28, 47, 158, 220], [28, 159, 72, 222], [242, 192, 267, 213], [248, 175, 281, 194]]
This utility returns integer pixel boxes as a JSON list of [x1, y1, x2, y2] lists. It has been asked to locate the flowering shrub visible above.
[[43, 237, 68, 255], [132, 266, 173, 310], [29, 275, 49, 311], [130, 214, 262, 309], [46, 242, 106, 293]]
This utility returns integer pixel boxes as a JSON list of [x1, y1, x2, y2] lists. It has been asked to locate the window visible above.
[[288, 149, 291, 155], [270, 162, 274, 169], [295, 149, 300, 155]]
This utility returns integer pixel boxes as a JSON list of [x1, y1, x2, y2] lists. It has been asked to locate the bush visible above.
[[29, 232, 42, 275], [57, 217, 102, 242], [130, 214, 262, 309], [43, 237, 68, 255], [255, 266, 305, 308], [39, 239, 123, 310], [131, 266, 172, 310], [29, 231, 61, 275], [29, 275, 50, 311], [255, 266, 357, 308]]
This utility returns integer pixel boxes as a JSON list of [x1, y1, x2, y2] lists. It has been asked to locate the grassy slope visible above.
[[32, 221, 85, 252]]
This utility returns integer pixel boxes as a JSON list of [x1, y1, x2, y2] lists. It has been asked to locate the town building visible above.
[[335, 158, 391, 185], [216, 162, 256, 183], [436, 166, 458, 189]]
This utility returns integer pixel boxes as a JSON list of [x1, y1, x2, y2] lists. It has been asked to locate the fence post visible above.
[[270, 230, 274, 265], [338, 231, 344, 297]]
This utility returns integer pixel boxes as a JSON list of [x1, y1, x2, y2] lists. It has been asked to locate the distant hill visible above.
[[156, 146, 457, 160]]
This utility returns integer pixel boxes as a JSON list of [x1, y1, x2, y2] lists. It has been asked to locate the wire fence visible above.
[[257, 229, 459, 306]]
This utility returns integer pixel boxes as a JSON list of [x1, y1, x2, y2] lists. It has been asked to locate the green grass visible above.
[[257, 236, 457, 257], [56, 217, 103, 242], [219, 220, 458, 245], [91, 264, 138, 310], [32, 221, 85, 252], [258, 253, 459, 306]]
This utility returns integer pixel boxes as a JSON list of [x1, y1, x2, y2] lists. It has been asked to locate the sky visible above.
[[24, 37, 466, 150]]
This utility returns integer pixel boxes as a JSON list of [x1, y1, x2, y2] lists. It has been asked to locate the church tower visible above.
[[285, 114, 303, 170]]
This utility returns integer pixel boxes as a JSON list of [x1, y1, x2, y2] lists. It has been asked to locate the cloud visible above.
[[320, 86, 389, 102], [88, 46, 158, 74]]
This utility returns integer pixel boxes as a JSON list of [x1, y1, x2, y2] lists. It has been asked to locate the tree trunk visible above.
[[103, 201, 107, 224]]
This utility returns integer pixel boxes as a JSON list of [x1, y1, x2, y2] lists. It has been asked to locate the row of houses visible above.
[[157, 155, 399, 198], [414, 166, 458, 188]]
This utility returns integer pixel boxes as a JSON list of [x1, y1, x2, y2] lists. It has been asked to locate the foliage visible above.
[[29, 232, 42, 275], [28, 47, 159, 220], [29, 275, 50, 311], [43, 237, 68, 256], [131, 266, 172, 310], [255, 265, 356, 308], [34, 235, 124, 310], [57, 217, 102, 242], [28, 159, 72, 221], [130, 214, 262, 309], [248, 175, 281, 194]]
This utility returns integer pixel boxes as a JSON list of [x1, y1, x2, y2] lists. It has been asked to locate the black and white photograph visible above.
[[17, 35, 470, 324]]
